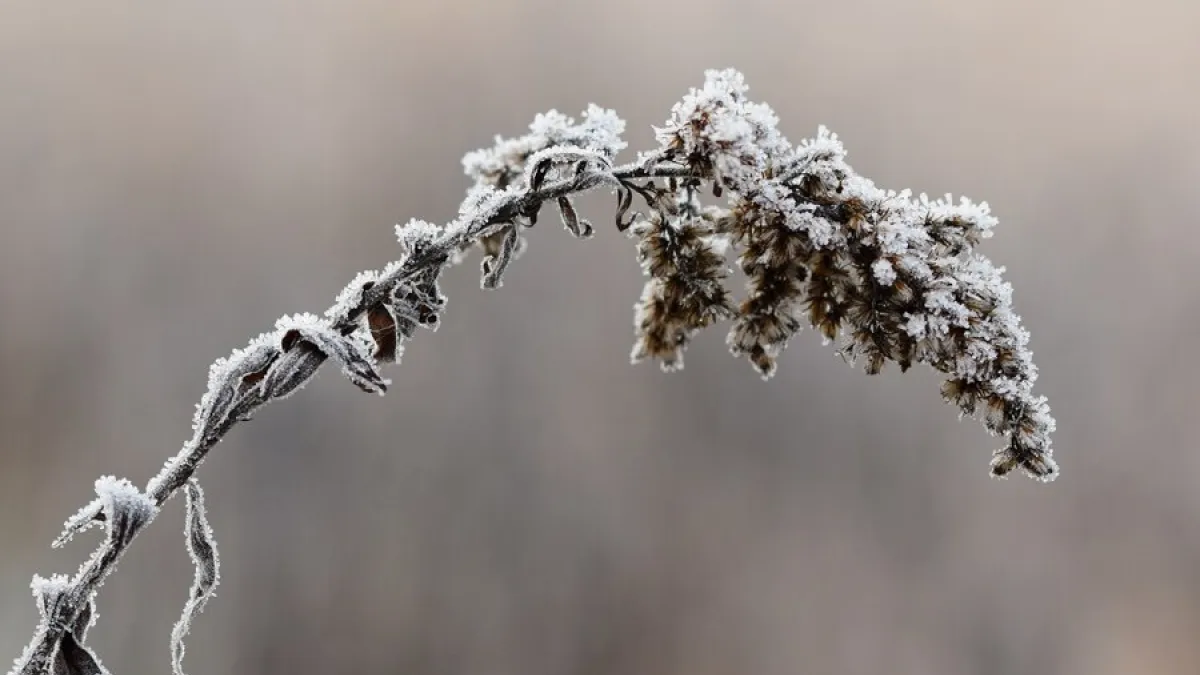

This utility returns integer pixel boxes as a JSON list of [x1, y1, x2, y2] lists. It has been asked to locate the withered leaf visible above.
[[275, 316, 388, 395], [556, 196, 593, 238], [367, 303, 400, 363], [171, 480, 219, 675]]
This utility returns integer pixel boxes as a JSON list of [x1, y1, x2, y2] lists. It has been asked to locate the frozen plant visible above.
[[9, 68, 1056, 675]]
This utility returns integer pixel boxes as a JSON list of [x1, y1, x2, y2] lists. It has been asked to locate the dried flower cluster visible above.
[[9, 69, 1055, 675], [628, 191, 736, 371], [638, 71, 1055, 481]]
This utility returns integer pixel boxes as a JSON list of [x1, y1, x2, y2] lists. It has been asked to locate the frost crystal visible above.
[[325, 269, 383, 320], [30, 574, 70, 623], [871, 259, 898, 286], [30, 574, 70, 601], [395, 219, 443, 255]]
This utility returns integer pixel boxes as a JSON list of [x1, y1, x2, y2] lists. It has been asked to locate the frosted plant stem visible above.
[[10, 68, 1056, 675], [9, 162, 685, 675]]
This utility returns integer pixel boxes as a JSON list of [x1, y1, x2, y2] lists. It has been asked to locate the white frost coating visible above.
[[453, 185, 525, 237], [804, 214, 839, 249], [462, 103, 626, 189], [30, 574, 70, 618], [796, 125, 846, 160], [656, 68, 789, 196], [191, 333, 278, 432], [30, 574, 69, 597], [94, 476, 158, 528], [871, 259, 897, 286], [922, 192, 998, 244], [903, 313, 928, 339], [378, 258, 406, 280], [522, 146, 612, 189], [54, 500, 104, 549], [458, 185, 503, 218], [273, 311, 324, 333], [325, 269, 383, 320], [395, 219, 443, 253]]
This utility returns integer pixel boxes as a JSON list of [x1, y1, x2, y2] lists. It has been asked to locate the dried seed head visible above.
[[629, 209, 734, 372]]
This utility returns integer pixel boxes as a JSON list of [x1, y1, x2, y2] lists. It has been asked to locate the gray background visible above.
[[2, 1, 1197, 673]]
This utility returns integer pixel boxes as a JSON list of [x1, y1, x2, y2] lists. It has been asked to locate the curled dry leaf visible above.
[[170, 480, 219, 675], [192, 340, 279, 437], [614, 184, 636, 232], [275, 314, 389, 395], [556, 196, 593, 238], [523, 146, 612, 193], [480, 225, 522, 289]]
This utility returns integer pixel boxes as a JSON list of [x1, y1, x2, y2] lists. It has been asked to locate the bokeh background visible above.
[[2, 1, 1198, 673]]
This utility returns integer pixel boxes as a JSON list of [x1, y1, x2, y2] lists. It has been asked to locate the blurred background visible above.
[[2, 1, 1198, 673]]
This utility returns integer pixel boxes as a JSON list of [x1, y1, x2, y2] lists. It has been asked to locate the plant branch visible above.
[[10, 68, 1057, 675], [8, 160, 692, 675]]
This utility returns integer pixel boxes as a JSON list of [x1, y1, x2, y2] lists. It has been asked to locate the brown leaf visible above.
[[367, 304, 400, 363]]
